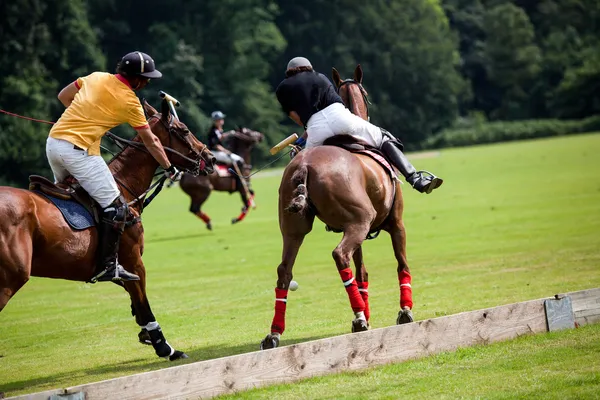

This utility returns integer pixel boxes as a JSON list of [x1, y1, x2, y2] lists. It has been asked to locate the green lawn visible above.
[[1, 134, 599, 397]]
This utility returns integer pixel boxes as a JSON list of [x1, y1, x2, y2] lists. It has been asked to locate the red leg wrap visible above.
[[339, 268, 365, 313], [357, 281, 370, 321], [235, 209, 248, 223], [271, 288, 288, 334], [399, 270, 413, 309], [195, 211, 211, 224]]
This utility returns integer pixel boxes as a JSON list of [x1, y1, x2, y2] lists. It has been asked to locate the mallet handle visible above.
[[159, 91, 180, 107], [270, 133, 299, 155]]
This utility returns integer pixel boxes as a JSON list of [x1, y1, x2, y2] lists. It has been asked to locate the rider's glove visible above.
[[164, 165, 182, 182], [294, 136, 306, 148]]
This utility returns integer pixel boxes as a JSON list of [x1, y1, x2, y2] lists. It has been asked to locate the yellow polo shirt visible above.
[[49, 72, 149, 156]]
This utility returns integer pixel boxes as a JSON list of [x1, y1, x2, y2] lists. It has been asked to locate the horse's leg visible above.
[[389, 219, 414, 324], [124, 261, 188, 360], [260, 232, 307, 350], [232, 179, 250, 224], [333, 223, 371, 333], [0, 230, 32, 313], [190, 189, 212, 231], [353, 245, 370, 324]]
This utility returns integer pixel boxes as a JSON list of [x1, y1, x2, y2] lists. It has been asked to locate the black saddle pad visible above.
[[34, 191, 95, 230]]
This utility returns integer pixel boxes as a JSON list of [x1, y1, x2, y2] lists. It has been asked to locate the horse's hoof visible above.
[[138, 329, 152, 345], [396, 308, 414, 325], [231, 218, 239, 225], [169, 350, 189, 361], [206, 222, 213, 231], [351, 318, 369, 333], [260, 334, 280, 350]]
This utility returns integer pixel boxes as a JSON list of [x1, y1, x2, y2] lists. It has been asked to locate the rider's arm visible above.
[[215, 144, 230, 154], [288, 111, 304, 128], [57, 81, 80, 108], [127, 103, 171, 169], [136, 126, 171, 169]]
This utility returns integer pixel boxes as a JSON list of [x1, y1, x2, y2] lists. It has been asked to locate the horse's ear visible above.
[[143, 100, 158, 117], [160, 99, 170, 123], [354, 64, 363, 84], [332, 67, 342, 88]]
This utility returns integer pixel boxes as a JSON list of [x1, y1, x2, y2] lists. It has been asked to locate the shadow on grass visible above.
[[144, 231, 212, 244], [1, 333, 332, 396]]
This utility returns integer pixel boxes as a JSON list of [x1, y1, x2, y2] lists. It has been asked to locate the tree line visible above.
[[1, 0, 598, 186]]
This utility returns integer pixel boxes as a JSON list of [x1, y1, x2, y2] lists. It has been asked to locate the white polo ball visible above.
[[289, 280, 299, 291]]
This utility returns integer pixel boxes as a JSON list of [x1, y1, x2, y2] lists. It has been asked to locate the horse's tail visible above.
[[285, 164, 309, 214]]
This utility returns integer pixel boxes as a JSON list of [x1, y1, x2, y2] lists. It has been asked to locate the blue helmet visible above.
[[211, 110, 226, 120]]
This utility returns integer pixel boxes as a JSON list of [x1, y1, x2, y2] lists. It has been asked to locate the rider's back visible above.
[[49, 72, 147, 156]]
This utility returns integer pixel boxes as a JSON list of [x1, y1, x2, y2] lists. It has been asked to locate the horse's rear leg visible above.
[[333, 224, 371, 333], [124, 261, 188, 361], [232, 183, 251, 224], [389, 220, 414, 324], [260, 233, 306, 350], [0, 233, 32, 313], [353, 246, 370, 324]]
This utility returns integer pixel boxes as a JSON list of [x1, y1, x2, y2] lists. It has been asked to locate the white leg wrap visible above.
[[143, 321, 160, 331]]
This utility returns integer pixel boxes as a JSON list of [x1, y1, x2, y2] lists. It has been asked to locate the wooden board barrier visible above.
[[9, 288, 600, 400]]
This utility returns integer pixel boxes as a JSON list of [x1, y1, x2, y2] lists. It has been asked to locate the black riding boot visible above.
[[380, 140, 443, 194], [90, 198, 140, 283]]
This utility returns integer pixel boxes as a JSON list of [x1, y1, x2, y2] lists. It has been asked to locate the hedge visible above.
[[422, 115, 600, 149]]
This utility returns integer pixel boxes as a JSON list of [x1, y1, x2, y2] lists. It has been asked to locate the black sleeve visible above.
[[318, 73, 337, 91], [276, 81, 292, 114], [207, 129, 220, 149]]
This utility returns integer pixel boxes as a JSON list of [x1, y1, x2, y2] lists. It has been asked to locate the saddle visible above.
[[29, 175, 100, 224], [322, 135, 397, 180]]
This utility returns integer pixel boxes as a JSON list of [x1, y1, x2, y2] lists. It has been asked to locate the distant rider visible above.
[[275, 57, 443, 194], [206, 111, 245, 170], [47, 51, 181, 283]]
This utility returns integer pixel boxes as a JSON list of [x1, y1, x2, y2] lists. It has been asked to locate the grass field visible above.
[[1, 133, 599, 397]]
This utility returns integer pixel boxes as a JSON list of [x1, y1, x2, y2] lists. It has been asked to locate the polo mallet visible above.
[[228, 133, 299, 180], [160, 91, 182, 187], [270, 133, 299, 155], [159, 91, 180, 121]]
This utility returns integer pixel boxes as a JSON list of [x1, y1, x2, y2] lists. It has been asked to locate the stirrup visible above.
[[89, 263, 140, 283]]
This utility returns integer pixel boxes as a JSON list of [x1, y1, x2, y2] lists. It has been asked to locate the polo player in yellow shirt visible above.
[[47, 51, 181, 283]]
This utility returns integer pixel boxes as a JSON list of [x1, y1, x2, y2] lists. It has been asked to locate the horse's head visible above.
[[331, 64, 370, 121], [225, 127, 264, 163], [143, 100, 216, 176], [233, 127, 264, 145]]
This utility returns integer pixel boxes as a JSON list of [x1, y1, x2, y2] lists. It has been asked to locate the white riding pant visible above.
[[46, 137, 120, 208], [212, 151, 243, 166], [305, 103, 384, 149]]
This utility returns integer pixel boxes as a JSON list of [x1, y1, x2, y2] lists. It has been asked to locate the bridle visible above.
[[107, 110, 211, 210], [108, 112, 209, 177], [337, 79, 372, 121], [146, 113, 209, 176]]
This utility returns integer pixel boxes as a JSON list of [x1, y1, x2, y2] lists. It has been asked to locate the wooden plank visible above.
[[8, 298, 547, 400], [565, 288, 600, 326]]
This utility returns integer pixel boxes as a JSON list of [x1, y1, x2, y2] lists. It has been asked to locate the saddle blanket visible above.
[[355, 150, 398, 181], [34, 191, 95, 230]]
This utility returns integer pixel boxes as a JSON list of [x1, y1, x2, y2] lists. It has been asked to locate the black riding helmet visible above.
[[117, 51, 162, 79]]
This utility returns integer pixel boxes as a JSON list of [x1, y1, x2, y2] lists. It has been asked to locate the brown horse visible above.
[[179, 127, 264, 228], [0, 99, 215, 360], [261, 65, 414, 349]]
